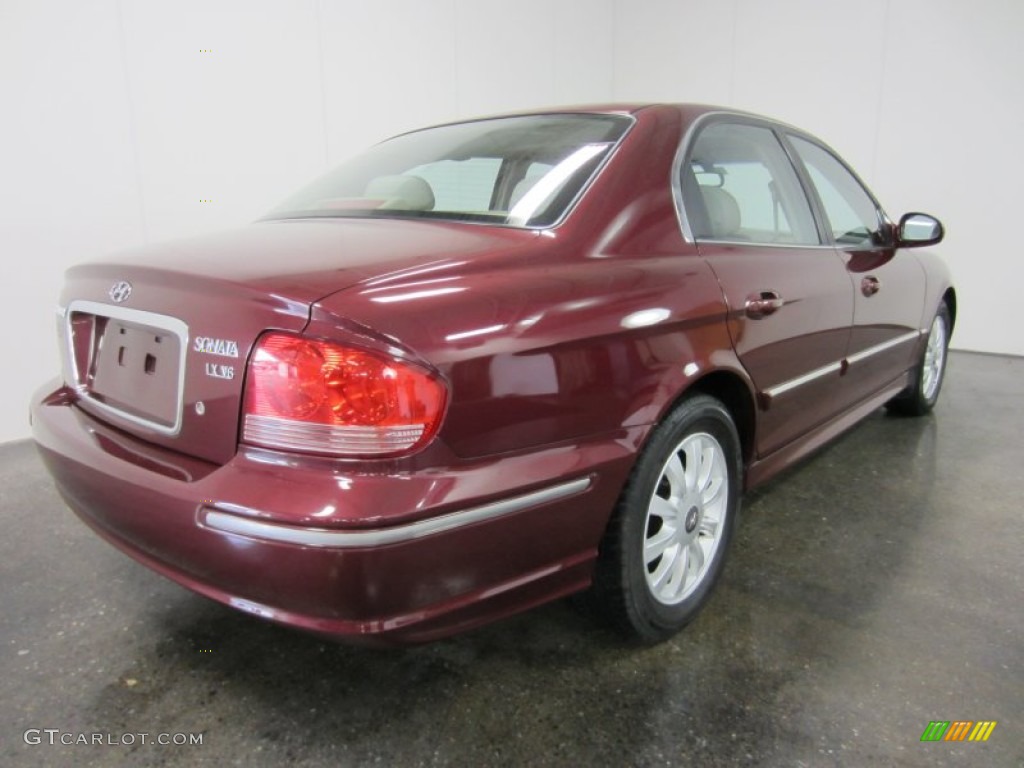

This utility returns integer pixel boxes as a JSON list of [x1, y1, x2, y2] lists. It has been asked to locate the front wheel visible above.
[[887, 303, 951, 416], [591, 394, 741, 643]]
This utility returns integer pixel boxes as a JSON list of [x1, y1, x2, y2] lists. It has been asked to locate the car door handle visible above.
[[744, 291, 785, 318], [861, 276, 881, 297]]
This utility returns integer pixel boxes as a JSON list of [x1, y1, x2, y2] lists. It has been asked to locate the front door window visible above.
[[788, 136, 886, 248]]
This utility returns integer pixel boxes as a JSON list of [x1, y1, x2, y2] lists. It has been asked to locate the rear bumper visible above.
[[31, 382, 636, 644]]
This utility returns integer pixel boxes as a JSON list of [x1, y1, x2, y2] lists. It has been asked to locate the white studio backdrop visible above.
[[1, 0, 1020, 443]]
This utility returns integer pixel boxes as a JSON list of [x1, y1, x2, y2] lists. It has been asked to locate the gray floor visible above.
[[2, 351, 1021, 767]]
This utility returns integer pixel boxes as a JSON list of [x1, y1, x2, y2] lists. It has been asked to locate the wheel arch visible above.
[[652, 367, 758, 469], [942, 287, 957, 330]]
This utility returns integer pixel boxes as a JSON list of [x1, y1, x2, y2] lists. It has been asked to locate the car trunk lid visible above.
[[58, 218, 538, 464], [60, 266, 313, 465]]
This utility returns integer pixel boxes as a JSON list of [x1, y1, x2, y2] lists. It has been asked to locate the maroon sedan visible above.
[[31, 105, 952, 644]]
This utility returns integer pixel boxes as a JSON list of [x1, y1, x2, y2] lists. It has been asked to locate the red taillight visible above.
[[242, 333, 446, 457]]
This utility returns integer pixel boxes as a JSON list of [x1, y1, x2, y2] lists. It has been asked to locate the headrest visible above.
[[700, 186, 741, 237], [364, 175, 435, 210]]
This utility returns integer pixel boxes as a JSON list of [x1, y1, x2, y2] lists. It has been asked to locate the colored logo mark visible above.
[[920, 721, 997, 742]]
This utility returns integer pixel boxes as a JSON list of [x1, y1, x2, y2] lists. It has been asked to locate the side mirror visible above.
[[898, 212, 944, 247]]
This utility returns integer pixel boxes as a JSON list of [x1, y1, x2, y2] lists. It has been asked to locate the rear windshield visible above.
[[263, 114, 632, 228]]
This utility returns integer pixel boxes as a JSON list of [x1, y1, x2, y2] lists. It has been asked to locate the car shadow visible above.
[[72, 411, 941, 765], [10, 398, 962, 767]]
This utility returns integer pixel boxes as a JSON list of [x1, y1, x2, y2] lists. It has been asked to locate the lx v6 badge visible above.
[[205, 363, 235, 380]]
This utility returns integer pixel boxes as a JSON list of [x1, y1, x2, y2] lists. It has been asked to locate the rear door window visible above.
[[682, 122, 820, 245]]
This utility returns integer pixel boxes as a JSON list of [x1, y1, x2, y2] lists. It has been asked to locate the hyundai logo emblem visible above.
[[109, 281, 133, 303]]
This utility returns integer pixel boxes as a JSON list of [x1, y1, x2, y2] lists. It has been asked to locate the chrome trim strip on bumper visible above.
[[763, 329, 923, 400], [201, 476, 594, 548], [845, 330, 922, 365]]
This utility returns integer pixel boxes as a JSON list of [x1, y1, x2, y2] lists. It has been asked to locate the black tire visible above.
[[887, 303, 951, 416], [591, 394, 741, 643]]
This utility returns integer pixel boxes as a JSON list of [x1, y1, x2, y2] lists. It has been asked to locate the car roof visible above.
[[418, 103, 799, 132]]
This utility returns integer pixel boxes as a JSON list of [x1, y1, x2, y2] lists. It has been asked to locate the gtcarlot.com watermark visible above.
[[24, 729, 203, 746]]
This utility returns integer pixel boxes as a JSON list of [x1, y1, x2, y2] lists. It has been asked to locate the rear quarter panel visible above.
[[311, 251, 735, 459]]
